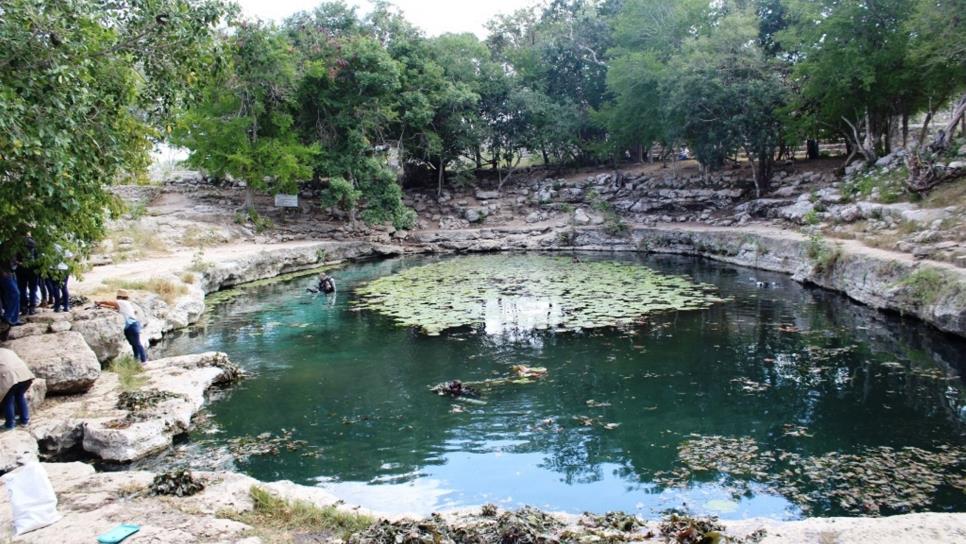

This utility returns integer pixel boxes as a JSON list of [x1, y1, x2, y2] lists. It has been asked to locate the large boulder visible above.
[[69, 309, 127, 363], [5, 331, 100, 394]]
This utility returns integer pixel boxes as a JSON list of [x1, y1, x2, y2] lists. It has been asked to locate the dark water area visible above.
[[160, 253, 966, 519]]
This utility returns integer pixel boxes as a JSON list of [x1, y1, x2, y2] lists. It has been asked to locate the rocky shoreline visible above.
[[1, 218, 965, 541]]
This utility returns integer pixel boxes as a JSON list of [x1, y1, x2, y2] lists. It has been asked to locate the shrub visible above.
[[806, 234, 842, 273], [896, 268, 947, 307]]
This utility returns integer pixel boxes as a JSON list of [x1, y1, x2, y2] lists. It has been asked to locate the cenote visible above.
[[159, 253, 966, 520]]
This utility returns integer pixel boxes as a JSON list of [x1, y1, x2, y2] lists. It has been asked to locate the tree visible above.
[[173, 22, 316, 212], [605, 0, 716, 161], [0, 0, 231, 264], [280, 3, 415, 227], [779, 0, 919, 162]]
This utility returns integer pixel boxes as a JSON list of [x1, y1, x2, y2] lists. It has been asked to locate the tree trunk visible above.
[[437, 160, 446, 198], [244, 187, 254, 212], [883, 116, 892, 155], [541, 148, 550, 166], [806, 139, 820, 160], [902, 113, 909, 148], [842, 115, 877, 163], [475, 148, 482, 171]]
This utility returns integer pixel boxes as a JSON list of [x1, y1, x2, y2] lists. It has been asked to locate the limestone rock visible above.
[[0, 429, 38, 473], [23, 351, 240, 462], [475, 190, 501, 200], [26, 378, 46, 412], [6, 322, 49, 340], [4, 331, 100, 394], [845, 161, 867, 177], [70, 309, 127, 363], [464, 207, 488, 224], [573, 208, 592, 226], [778, 200, 815, 224]]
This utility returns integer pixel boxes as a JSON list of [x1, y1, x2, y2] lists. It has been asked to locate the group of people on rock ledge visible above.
[[0, 233, 72, 327], [0, 233, 151, 433]]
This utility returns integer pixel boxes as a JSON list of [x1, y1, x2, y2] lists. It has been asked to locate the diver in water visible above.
[[307, 273, 337, 305], [317, 273, 336, 294]]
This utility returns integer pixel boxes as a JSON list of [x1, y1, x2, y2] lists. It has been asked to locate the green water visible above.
[[160, 254, 966, 519]]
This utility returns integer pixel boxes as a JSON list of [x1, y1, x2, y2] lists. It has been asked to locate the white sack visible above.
[[2, 462, 62, 536]]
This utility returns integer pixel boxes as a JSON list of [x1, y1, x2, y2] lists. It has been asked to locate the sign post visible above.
[[274, 194, 299, 208]]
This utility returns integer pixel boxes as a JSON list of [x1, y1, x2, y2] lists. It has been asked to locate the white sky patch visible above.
[[231, 0, 536, 37]]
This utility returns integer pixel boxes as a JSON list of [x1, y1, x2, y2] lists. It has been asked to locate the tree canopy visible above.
[[0, 0, 231, 263]]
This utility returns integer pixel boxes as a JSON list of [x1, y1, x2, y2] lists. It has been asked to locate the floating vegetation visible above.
[[117, 389, 185, 412], [223, 430, 309, 461], [430, 380, 480, 399], [781, 424, 813, 438], [579, 512, 643, 532], [659, 514, 766, 544], [355, 255, 722, 335], [731, 378, 769, 393], [348, 508, 564, 544], [774, 445, 966, 515], [655, 435, 966, 516], [346, 509, 766, 544], [803, 344, 857, 362], [150, 469, 204, 497]]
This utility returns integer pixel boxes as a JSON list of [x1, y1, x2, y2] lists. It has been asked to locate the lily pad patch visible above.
[[355, 255, 723, 335]]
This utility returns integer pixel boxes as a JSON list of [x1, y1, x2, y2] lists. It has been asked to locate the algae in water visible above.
[[354, 255, 723, 335]]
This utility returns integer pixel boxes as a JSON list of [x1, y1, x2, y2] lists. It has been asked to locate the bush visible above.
[[806, 234, 842, 273], [321, 177, 362, 212], [896, 268, 947, 307]]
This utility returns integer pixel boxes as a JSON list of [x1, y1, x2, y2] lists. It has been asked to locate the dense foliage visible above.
[[0, 0, 231, 263], [3, 0, 964, 235]]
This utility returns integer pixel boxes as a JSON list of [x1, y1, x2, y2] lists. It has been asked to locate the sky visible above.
[[232, 0, 533, 37]]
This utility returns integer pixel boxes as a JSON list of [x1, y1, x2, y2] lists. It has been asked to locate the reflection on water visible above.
[[160, 254, 966, 519]]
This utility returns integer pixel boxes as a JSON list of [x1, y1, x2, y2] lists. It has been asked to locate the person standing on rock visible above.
[[0, 255, 22, 327], [0, 348, 34, 430], [95, 289, 148, 363], [47, 244, 73, 313], [16, 233, 39, 316]]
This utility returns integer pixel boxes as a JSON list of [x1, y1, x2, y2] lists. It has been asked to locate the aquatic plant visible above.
[[150, 470, 205, 497], [355, 255, 723, 335]]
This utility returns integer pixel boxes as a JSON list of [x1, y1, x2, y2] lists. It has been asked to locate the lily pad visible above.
[[355, 255, 723, 335]]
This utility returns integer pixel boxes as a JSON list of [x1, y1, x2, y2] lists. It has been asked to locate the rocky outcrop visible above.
[[30, 352, 241, 462], [4, 331, 101, 394], [69, 309, 128, 363], [201, 241, 383, 293]]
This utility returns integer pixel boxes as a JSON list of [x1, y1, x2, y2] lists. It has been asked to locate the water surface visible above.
[[161, 253, 966, 519]]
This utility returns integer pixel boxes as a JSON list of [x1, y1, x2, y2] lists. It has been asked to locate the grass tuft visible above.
[[102, 277, 189, 305], [108, 355, 147, 392], [222, 486, 373, 543], [896, 268, 947, 307]]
